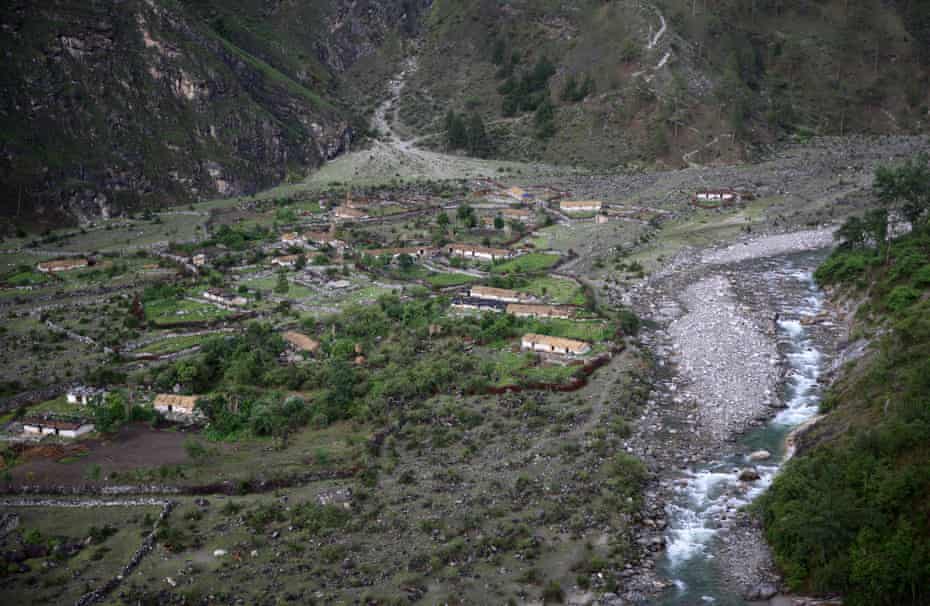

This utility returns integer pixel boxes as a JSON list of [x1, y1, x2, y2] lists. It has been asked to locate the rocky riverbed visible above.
[[612, 229, 845, 605]]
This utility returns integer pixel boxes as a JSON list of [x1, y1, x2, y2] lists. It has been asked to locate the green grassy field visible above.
[[518, 276, 586, 305], [426, 272, 478, 288], [488, 350, 578, 387], [24, 396, 87, 418], [137, 334, 207, 355], [529, 319, 612, 342], [491, 253, 561, 275], [144, 298, 232, 327]]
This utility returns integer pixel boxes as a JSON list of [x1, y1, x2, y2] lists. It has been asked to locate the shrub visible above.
[[542, 580, 564, 603], [885, 286, 920, 313]]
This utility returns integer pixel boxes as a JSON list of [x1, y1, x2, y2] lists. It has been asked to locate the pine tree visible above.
[[466, 112, 491, 157], [534, 97, 556, 139]]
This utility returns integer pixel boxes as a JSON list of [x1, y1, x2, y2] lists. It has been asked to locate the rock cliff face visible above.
[[0, 0, 428, 224]]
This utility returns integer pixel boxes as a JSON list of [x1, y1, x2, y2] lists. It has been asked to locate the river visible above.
[[657, 249, 833, 605]]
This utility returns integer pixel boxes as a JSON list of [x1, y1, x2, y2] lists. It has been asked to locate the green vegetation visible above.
[[492, 253, 561, 275], [144, 298, 232, 327], [138, 334, 206, 356], [426, 272, 478, 288], [758, 160, 930, 606], [515, 276, 587, 305], [445, 110, 492, 157]]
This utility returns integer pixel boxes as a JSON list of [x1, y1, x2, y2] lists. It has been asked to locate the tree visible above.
[[534, 97, 556, 139], [93, 392, 128, 433], [437, 212, 450, 229], [494, 215, 505, 230], [397, 253, 414, 272], [457, 204, 475, 224], [275, 272, 289, 294], [466, 112, 491, 157], [874, 154, 930, 227], [445, 110, 468, 149], [295, 254, 307, 270]]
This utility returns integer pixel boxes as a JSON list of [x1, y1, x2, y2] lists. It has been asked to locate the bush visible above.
[[885, 285, 920, 313], [542, 580, 564, 603]]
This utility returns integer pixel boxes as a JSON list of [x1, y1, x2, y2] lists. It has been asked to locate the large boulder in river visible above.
[[746, 582, 778, 600], [749, 450, 771, 462], [738, 467, 761, 482]]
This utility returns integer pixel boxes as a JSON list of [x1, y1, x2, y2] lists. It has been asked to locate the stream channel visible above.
[[657, 249, 835, 605]]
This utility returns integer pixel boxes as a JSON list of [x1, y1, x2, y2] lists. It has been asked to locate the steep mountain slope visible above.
[[402, 0, 929, 167], [2, 0, 928, 225], [0, 0, 426, 224]]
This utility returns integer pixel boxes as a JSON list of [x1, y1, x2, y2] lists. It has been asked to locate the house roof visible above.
[[366, 246, 435, 257], [305, 231, 342, 243], [281, 232, 302, 241], [334, 206, 366, 218], [507, 303, 574, 318], [560, 200, 603, 209], [502, 208, 531, 218], [22, 417, 91, 430], [153, 394, 199, 412], [522, 333, 590, 353], [448, 244, 511, 256], [272, 255, 300, 264], [283, 331, 320, 352], [470, 286, 529, 300], [37, 258, 88, 271], [451, 297, 508, 311]]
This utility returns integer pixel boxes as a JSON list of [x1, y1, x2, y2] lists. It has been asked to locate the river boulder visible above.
[[738, 467, 761, 482]]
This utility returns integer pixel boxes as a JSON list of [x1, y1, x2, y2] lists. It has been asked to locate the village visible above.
[[2, 132, 887, 605], [1, 178, 695, 446]]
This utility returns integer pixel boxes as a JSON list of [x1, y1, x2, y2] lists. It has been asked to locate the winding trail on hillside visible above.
[[308, 54, 560, 186], [648, 12, 667, 49]]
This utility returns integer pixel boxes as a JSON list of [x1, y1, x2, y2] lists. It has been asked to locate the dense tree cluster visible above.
[[759, 158, 930, 606], [445, 110, 492, 157]]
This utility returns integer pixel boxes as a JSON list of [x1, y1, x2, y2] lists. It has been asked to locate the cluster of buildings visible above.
[[449, 285, 594, 359]]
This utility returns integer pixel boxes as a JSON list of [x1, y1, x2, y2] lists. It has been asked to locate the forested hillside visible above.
[[757, 155, 930, 606], [407, 0, 929, 166]]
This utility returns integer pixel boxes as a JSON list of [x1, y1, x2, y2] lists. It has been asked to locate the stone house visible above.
[[271, 255, 300, 268], [446, 244, 513, 262], [305, 231, 347, 250], [37, 258, 89, 273], [66, 386, 106, 406], [502, 208, 533, 222], [281, 232, 305, 246], [469, 286, 533, 303], [521, 333, 591, 356], [203, 288, 248, 307], [282, 331, 320, 354], [694, 190, 741, 204], [450, 297, 507, 313], [560, 200, 603, 213], [153, 394, 202, 420], [22, 418, 95, 438], [506, 303, 575, 320], [366, 246, 437, 260]]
